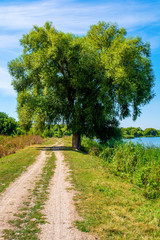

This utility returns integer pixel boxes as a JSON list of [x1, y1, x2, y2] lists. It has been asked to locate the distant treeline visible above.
[[0, 112, 71, 137], [121, 127, 160, 139], [1, 112, 159, 140]]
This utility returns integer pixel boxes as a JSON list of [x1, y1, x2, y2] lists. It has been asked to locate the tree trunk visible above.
[[72, 133, 81, 150]]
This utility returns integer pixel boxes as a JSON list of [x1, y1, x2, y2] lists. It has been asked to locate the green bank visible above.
[[63, 136, 160, 240]]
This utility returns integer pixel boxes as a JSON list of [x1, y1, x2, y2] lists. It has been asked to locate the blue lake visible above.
[[125, 137, 160, 147]]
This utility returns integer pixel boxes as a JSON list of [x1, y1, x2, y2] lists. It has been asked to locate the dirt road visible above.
[[0, 144, 94, 240], [39, 146, 93, 240], [0, 150, 47, 239]]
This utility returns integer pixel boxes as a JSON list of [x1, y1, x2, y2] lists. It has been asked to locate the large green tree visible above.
[[8, 22, 154, 149]]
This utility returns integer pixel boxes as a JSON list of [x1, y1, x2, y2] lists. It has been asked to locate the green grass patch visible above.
[[0, 147, 40, 194], [3, 150, 57, 240], [63, 137, 160, 240], [0, 137, 58, 194]]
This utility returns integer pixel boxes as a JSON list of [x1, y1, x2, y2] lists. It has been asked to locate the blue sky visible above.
[[0, 0, 160, 129]]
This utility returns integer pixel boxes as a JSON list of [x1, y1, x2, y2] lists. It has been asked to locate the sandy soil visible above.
[[39, 146, 95, 240], [0, 149, 48, 239]]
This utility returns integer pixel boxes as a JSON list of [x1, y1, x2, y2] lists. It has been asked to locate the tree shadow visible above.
[[37, 146, 75, 152], [36, 146, 88, 155]]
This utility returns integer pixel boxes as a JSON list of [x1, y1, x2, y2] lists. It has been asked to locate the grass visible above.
[[1, 136, 159, 239], [0, 137, 58, 194], [62, 136, 160, 240], [3, 150, 57, 240], [82, 137, 160, 199]]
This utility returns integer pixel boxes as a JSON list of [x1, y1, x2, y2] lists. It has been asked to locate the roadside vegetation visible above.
[[0, 135, 43, 158], [63, 136, 160, 239], [82, 137, 160, 199], [0, 111, 71, 158], [0, 144, 40, 194], [0, 125, 71, 159]]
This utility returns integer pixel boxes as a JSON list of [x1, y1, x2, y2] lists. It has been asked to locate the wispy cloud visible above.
[[0, 0, 159, 49], [0, 0, 159, 33]]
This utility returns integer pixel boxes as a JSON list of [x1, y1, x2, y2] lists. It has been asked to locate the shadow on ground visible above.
[[37, 146, 75, 152], [36, 146, 87, 155]]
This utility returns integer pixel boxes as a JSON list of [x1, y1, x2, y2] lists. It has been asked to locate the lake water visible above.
[[125, 137, 160, 147]]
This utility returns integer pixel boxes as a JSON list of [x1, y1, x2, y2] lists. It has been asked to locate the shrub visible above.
[[0, 135, 43, 158], [105, 143, 160, 199], [81, 137, 104, 156]]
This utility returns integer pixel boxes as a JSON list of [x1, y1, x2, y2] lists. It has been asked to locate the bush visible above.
[[81, 137, 104, 156], [0, 135, 43, 158], [105, 143, 160, 199], [99, 147, 114, 163]]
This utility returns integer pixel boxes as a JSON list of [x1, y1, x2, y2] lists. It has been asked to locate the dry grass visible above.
[[0, 137, 58, 194], [0, 135, 43, 158]]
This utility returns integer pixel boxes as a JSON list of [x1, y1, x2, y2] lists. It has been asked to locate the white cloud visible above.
[[0, 0, 159, 34], [0, 0, 158, 52], [0, 66, 16, 96]]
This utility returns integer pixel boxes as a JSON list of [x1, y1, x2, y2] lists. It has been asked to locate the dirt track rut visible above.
[[39, 147, 93, 240]]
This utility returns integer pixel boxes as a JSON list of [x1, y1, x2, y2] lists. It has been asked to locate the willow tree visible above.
[[8, 22, 154, 149]]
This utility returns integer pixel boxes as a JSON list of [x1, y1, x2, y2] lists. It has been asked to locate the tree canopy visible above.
[[8, 21, 154, 148]]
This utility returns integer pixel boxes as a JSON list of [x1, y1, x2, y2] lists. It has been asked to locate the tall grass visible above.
[[82, 137, 160, 199], [0, 135, 43, 158]]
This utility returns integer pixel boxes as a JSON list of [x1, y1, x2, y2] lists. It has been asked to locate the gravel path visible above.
[[0, 149, 47, 239], [39, 147, 94, 240]]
